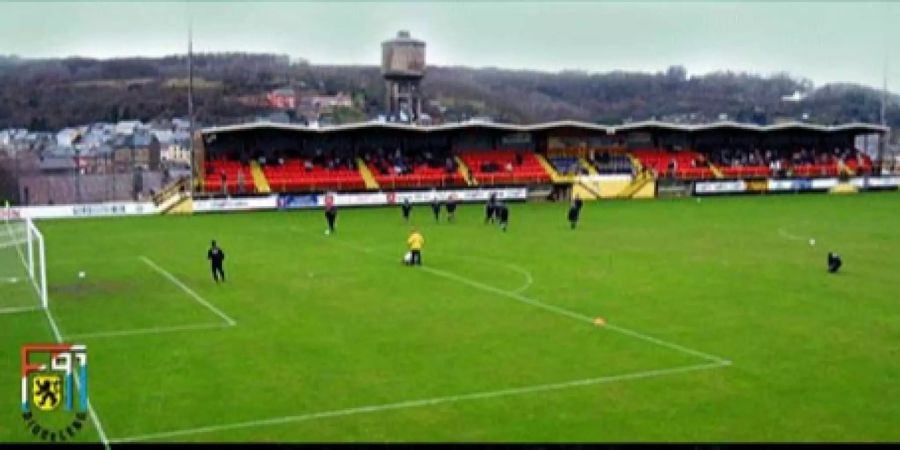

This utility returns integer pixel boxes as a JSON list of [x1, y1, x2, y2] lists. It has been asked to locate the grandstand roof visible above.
[[201, 120, 887, 136]]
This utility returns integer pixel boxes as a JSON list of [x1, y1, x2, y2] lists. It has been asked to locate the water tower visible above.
[[381, 30, 425, 123]]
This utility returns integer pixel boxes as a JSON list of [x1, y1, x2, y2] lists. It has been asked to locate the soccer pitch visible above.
[[2, 193, 899, 443]]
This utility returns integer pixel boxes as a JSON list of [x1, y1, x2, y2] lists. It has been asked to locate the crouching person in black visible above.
[[827, 252, 842, 274]]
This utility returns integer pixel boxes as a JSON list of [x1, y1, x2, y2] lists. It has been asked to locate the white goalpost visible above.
[[1, 207, 48, 312]]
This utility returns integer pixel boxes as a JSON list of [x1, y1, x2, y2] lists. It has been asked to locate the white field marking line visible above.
[[0, 305, 41, 315], [110, 360, 729, 443], [139, 256, 237, 326], [65, 322, 232, 340], [778, 227, 809, 242], [296, 228, 535, 293], [291, 227, 534, 294], [310, 229, 730, 365], [443, 254, 534, 294], [41, 306, 111, 449], [421, 265, 730, 365]]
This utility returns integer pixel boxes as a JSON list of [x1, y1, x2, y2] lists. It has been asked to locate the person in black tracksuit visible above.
[[445, 195, 458, 222], [208, 240, 226, 283], [401, 198, 412, 223], [497, 201, 509, 232], [325, 203, 337, 234], [568, 196, 583, 229], [484, 193, 497, 224], [431, 196, 442, 221]]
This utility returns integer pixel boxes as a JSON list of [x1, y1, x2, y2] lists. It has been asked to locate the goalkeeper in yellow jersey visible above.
[[404, 228, 425, 266]]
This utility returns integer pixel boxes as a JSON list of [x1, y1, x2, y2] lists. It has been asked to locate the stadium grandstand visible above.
[[195, 120, 886, 196]]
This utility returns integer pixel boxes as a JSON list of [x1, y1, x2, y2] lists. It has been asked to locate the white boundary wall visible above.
[[2, 201, 157, 220], [696, 176, 900, 195], [1, 178, 896, 218]]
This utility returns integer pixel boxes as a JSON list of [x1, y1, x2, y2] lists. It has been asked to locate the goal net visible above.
[[1, 211, 47, 313]]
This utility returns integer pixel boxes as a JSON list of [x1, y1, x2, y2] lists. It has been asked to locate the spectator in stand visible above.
[[667, 158, 677, 177], [237, 170, 245, 194], [505, 161, 514, 173], [220, 171, 227, 196], [304, 160, 313, 172], [515, 152, 524, 166], [445, 157, 456, 174]]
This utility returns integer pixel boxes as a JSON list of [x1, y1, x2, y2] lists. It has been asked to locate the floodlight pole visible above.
[[187, 16, 195, 195], [877, 54, 889, 174]]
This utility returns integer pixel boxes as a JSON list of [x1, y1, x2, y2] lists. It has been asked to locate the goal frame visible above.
[[3, 208, 47, 309]]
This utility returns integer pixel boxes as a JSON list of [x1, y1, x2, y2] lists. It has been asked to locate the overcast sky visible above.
[[1, 1, 898, 91]]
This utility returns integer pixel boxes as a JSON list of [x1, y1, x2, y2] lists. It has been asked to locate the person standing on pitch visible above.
[[431, 193, 441, 221], [568, 195, 583, 229], [324, 194, 337, 235], [401, 198, 412, 223], [406, 228, 425, 266], [484, 192, 497, 224], [208, 240, 226, 283], [497, 201, 509, 232], [445, 194, 458, 222]]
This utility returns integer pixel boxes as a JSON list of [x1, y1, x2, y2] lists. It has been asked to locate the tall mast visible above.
[[877, 51, 889, 172], [187, 16, 195, 192]]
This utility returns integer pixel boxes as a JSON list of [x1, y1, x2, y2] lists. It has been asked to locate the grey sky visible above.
[[1, 1, 898, 91]]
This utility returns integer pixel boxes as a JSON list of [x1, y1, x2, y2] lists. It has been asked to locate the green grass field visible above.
[[2, 192, 899, 443]]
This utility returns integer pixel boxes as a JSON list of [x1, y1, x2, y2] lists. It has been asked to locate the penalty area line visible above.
[[0, 305, 42, 315], [110, 360, 729, 443], [139, 256, 237, 326], [65, 322, 232, 340]]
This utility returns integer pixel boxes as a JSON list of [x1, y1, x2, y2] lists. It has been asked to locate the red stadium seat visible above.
[[459, 149, 551, 185]]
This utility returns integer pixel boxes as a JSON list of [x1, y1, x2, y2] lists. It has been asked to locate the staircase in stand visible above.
[[455, 156, 476, 186], [249, 161, 271, 193], [616, 174, 654, 199], [356, 158, 381, 190], [153, 177, 194, 214], [578, 157, 599, 176]]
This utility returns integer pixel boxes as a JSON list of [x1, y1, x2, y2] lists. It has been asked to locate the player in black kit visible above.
[[401, 198, 412, 223], [208, 240, 226, 283], [484, 193, 497, 224], [497, 201, 509, 232], [827, 252, 842, 273], [445, 194, 458, 222], [431, 195, 442, 221], [568, 195, 583, 229], [324, 201, 337, 235]]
